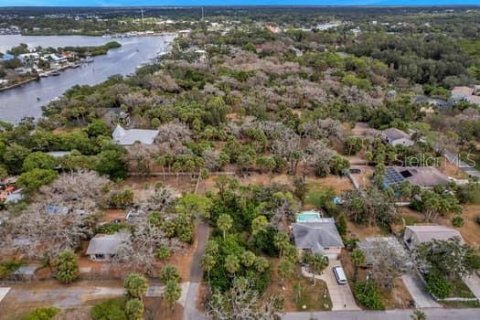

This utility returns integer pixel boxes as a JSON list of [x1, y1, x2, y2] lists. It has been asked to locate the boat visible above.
[[70, 64, 81, 69], [84, 57, 94, 63], [39, 73, 49, 78], [50, 71, 61, 76], [36, 97, 41, 101]]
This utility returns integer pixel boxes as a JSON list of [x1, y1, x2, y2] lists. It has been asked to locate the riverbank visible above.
[[0, 34, 175, 124]]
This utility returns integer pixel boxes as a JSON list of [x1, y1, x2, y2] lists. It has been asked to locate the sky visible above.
[[1, 0, 479, 6]]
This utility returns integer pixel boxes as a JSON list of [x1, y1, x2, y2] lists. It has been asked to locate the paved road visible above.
[[282, 308, 480, 320], [184, 220, 210, 320], [303, 259, 359, 311], [443, 150, 480, 179], [402, 273, 441, 308]]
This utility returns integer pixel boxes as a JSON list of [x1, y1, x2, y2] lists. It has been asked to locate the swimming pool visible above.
[[296, 210, 322, 223]]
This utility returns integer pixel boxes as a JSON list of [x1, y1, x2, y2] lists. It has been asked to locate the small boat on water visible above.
[[70, 64, 81, 69], [84, 57, 94, 63], [50, 71, 61, 76], [36, 97, 41, 101], [39, 73, 49, 78]]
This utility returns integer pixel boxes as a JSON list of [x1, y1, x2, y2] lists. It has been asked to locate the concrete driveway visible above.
[[303, 259, 359, 311], [463, 273, 480, 299], [401, 273, 441, 308]]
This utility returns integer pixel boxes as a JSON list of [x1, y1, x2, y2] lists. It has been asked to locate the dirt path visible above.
[[0, 280, 124, 318], [184, 220, 210, 320]]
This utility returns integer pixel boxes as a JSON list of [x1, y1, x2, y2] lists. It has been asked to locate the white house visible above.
[[112, 124, 159, 146], [382, 128, 414, 147], [403, 225, 464, 250], [86, 232, 129, 261]]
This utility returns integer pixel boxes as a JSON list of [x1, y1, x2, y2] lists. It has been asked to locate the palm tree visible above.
[[351, 248, 365, 282], [201, 254, 216, 281], [217, 214, 233, 240], [278, 258, 295, 284], [224, 254, 240, 275], [241, 251, 257, 268], [274, 232, 290, 257]]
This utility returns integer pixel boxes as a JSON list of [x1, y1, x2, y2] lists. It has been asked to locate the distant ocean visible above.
[[1, 0, 479, 7]]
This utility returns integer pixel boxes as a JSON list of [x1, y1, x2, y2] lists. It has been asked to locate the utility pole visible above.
[[141, 9, 144, 30]]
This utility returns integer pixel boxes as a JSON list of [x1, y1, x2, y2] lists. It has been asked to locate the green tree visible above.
[[155, 245, 171, 261], [240, 251, 256, 268], [52, 250, 79, 284], [123, 273, 148, 300], [351, 248, 365, 282], [96, 147, 128, 180], [217, 214, 233, 240], [277, 258, 295, 283], [22, 152, 57, 172], [125, 299, 144, 320], [16, 168, 57, 193], [274, 232, 290, 257], [160, 265, 180, 283], [201, 254, 216, 279], [164, 280, 182, 310], [224, 254, 240, 275], [22, 307, 60, 320], [91, 298, 127, 320], [251, 215, 268, 236]]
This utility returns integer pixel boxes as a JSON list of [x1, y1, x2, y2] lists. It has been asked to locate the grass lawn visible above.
[[289, 275, 332, 311], [448, 277, 476, 299], [265, 259, 332, 312]]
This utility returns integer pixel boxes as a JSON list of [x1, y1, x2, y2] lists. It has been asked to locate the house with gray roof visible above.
[[86, 232, 129, 261], [382, 128, 414, 147], [112, 124, 159, 146], [403, 225, 464, 250], [292, 218, 344, 259]]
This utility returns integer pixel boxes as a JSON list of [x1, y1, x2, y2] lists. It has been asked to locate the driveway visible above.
[[463, 273, 480, 299], [401, 273, 441, 308], [302, 259, 359, 311]]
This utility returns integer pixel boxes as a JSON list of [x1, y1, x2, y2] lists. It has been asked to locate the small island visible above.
[[0, 41, 121, 90]]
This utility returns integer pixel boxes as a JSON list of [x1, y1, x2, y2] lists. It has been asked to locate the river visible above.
[[0, 34, 175, 124]]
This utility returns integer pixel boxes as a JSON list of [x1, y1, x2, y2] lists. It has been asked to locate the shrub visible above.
[[91, 298, 127, 320], [425, 269, 452, 299], [0, 259, 22, 279], [155, 245, 171, 261], [110, 189, 134, 209], [96, 222, 128, 234], [354, 281, 385, 310], [52, 250, 79, 284], [451, 215, 465, 228], [22, 307, 60, 320]]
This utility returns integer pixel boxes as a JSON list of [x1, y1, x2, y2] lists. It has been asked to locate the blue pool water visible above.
[[296, 211, 322, 223]]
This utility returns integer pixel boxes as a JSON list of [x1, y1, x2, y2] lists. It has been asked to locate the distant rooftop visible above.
[[86, 232, 129, 256], [292, 220, 344, 254]]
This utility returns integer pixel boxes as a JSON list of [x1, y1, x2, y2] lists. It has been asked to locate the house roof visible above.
[[46, 151, 72, 158], [86, 232, 129, 255], [112, 124, 159, 146], [405, 225, 464, 244], [384, 166, 449, 188], [382, 128, 411, 142], [292, 220, 344, 254]]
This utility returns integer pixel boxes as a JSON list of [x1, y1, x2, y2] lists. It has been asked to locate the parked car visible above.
[[333, 266, 347, 285]]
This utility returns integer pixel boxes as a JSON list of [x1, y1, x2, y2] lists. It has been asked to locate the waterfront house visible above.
[[403, 225, 464, 250]]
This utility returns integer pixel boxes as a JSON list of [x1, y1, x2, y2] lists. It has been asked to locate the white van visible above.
[[332, 266, 347, 285]]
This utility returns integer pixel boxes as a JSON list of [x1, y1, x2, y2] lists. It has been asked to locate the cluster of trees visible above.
[[413, 238, 480, 299], [0, 120, 128, 189]]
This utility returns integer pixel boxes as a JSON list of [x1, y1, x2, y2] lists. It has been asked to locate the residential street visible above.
[[282, 308, 480, 320]]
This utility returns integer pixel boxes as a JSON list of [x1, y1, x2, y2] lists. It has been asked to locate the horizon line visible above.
[[1, 4, 480, 8]]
